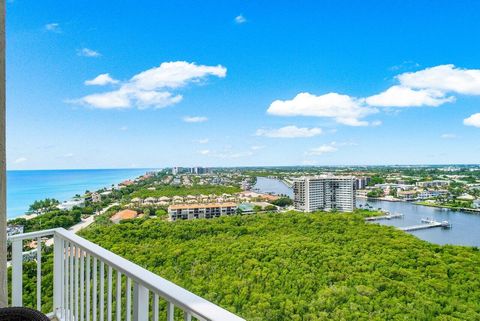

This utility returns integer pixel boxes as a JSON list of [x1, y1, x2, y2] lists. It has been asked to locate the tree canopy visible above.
[[79, 211, 480, 320]]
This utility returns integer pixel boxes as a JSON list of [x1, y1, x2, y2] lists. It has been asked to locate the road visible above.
[[45, 202, 119, 246]]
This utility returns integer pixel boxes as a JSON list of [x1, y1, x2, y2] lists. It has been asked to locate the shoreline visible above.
[[358, 196, 480, 214], [413, 201, 480, 213], [356, 195, 404, 202], [8, 168, 150, 220]]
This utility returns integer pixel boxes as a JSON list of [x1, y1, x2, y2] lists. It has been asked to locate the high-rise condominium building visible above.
[[293, 176, 356, 212]]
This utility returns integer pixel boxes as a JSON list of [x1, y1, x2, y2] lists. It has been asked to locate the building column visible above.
[[0, 0, 7, 308]]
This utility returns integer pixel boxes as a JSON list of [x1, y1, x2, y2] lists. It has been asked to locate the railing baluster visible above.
[[70, 242, 74, 321], [153, 294, 159, 321], [53, 235, 64, 319], [65, 242, 70, 321], [11, 238, 23, 306], [93, 257, 98, 321], [87, 254, 91, 321], [116, 271, 122, 321], [63, 240, 68, 320], [184, 311, 192, 321], [100, 261, 105, 321], [126, 278, 131, 321], [36, 237, 42, 311], [167, 302, 174, 321], [107, 266, 112, 321], [133, 282, 149, 321], [75, 246, 79, 321], [81, 250, 85, 321]]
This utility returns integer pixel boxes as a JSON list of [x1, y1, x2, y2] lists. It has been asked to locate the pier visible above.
[[399, 218, 452, 232], [365, 213, 404, 221]]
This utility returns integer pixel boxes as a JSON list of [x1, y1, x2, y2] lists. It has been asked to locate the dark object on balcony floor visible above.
[[0, 307, 50, 321]]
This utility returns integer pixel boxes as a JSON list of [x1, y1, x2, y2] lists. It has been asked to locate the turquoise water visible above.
[[7, 168, 151, 218]]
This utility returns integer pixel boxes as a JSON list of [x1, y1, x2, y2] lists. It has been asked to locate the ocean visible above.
[[7, 168, 151, 219]]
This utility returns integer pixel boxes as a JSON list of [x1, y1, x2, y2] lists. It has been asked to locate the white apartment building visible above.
[[168, 202, 238, 220], [293, 176, 356, 212]]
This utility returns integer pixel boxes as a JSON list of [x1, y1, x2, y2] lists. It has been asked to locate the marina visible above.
[[255, 177, 480, 247], [365, 212, 403, 221], [399, 218, 452, 232], [358, 199, 480, 247]]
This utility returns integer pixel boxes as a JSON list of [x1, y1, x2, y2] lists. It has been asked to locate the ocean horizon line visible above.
[[6, 167, 157, 172], [7, 168, 151, 219]]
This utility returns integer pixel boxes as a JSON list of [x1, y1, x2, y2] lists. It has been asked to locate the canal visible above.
[[253, 177, 293, 197], [254, 177, 480, 247]]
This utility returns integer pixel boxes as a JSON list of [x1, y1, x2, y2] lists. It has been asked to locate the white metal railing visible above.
[[8, 228, 245, 321]]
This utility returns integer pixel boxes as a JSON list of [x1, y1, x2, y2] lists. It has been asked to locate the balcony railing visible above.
[[8, 228, 245, 321]]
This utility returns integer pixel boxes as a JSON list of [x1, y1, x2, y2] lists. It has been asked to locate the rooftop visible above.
[[169, 202, 238, 210]]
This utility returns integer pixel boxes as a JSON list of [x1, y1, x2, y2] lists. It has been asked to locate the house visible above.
[[91, 192, 102, 203], [144, 197, 157, 203], [57, 198, 85, 210], [397, 190, 418, 201], [458, 193, 475, 201], [473, 199, 480, 209], [120, 180, 134, 186]]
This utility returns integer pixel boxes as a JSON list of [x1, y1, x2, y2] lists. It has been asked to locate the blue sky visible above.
[[6, 0, 480, 169]]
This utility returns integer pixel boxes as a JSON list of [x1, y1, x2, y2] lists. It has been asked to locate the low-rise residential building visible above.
[[473, 199, 480, 209], [397, 190, 418, 201], [168, 203, 237, 221], [416, 180, 450, 188], [417, 190, 448, 200], [457, 193, 475, 201], [91, 192, 102, 203], [57, 198, 85, 211], [7, 225, 24, 237], [120, 180, 134, 186]]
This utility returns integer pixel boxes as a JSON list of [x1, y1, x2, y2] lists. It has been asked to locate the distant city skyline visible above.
[[7, 1, 480, 169]]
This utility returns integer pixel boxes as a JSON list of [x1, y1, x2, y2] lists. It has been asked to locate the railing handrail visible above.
[[10, 228, 245, 321], [8, 228, 58, 241]]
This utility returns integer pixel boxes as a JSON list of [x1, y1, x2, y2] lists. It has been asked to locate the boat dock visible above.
[[365, 213, 404, 221], [399, 218, 452, 231]]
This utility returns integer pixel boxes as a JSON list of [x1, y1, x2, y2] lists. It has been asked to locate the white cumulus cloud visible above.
[[268, 64, 480, 125], [397, 64, 480, 95], [77, 48, 101, 57], [441, 133, 457, 139], [85, 73, 119, 86], [14, 157, 27, 164], [73, 61, 226, 110], [366, 85, 455, 107], [267, 92, 376, 126], [255, 125, 322, 138], [45, 23, 61, 33], [234, 15, 247, 24], [183, 116, 208, 123], [306, 144, 338, 156], [464, 113, 480, 128]]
